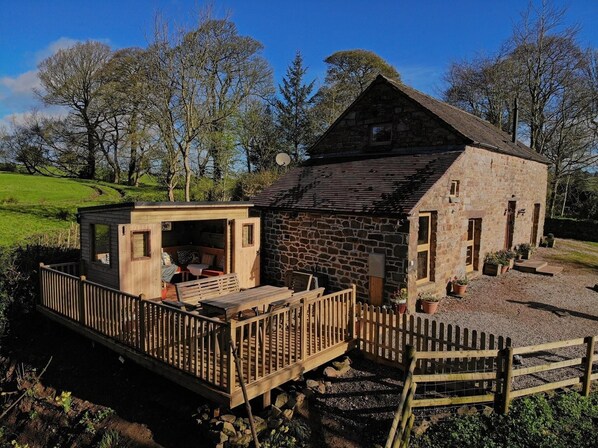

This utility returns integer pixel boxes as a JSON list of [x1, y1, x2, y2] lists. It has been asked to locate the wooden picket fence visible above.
[[358, 303, 598, 447]]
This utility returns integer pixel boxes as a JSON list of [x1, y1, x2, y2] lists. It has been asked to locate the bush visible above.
[[232, 170, 282, 201], [412, 391, 598, 448]]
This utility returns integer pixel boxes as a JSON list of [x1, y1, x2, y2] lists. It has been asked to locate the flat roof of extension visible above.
[[78, 201, 254, 214]]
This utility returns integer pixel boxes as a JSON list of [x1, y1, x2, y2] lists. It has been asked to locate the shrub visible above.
[[412, 391, 598, 448], [232, 170, 282, 201]]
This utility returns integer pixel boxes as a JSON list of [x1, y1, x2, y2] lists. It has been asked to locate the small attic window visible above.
[[370, 123, 392, 145], [450, 180, 460, 197]]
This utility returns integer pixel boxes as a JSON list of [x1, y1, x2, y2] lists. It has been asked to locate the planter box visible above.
[[483, 263, 502, 276]]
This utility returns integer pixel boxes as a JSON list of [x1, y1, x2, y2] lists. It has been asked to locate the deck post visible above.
[[349, 284, 357, 339], [227, 320, 236, 394], [38, 263, 45, 306], [138, 294, 146, 353], [78, 275, 86, 325], [301, 298, 307, 361], [582, 336, 595, 396]]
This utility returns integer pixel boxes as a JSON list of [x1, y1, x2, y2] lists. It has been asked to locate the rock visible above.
[[253, 415, 267, 433], [222, 421, 237, 437], [429, 412, 451, 424], [513, 355, 524, 366], [229, 433, 252, 446], [413, 419, 430, 436], [294, 392, 306, 408], [209, 430, 228, 444], [268, 418, 283, 429], [306, 379, 320, 390], [270, 405, 282, 418], [221, 414, 236, 423], [482, 406, 494, 417], [332, 356, 351, 370], [282, 408, 294, 420], [318, 382, 326, 394], [274, 392, 289, 409]]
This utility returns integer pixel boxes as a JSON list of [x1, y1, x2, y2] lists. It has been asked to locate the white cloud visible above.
[[0, 37, 88, 125]]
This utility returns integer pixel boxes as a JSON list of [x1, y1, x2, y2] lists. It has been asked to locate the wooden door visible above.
[[466, 219, 482, 272], [531, 203, 541, 245], [504, 201, 516, 249], [232, 218, 261, 289], [118, 223, 161, 298]]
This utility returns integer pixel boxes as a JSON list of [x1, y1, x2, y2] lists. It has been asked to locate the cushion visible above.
[[161, 251, 172, 266], [215, 254, 225, 270], [177, 250, 194, 265], [189, 251, 202, 263], [201, 253, 216, 266]]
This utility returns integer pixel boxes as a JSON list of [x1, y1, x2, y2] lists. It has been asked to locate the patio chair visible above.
[[284, 271, 313, 292]]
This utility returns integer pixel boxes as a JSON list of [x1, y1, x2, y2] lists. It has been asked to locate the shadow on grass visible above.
[[506, 299, 598, 322]]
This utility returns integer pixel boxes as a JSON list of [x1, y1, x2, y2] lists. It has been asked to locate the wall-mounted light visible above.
[[517, 208, 526, 216]]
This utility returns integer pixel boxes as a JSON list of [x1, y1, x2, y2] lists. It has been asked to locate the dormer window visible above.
[[370, 123, 392, 145]]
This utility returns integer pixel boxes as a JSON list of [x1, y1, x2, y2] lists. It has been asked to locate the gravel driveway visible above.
[[430, 239, 598, 346]]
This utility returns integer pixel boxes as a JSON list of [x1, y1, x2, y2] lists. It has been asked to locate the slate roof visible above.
[[383, 76, 549, 164], [253, 151, 462, 215]]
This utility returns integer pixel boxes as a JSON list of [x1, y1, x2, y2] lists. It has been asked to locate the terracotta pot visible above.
[[393, 302, 408, 315], [452, 282, 468, 295], [422, 300, 439, 314], [501, 264, 509, 274], [522, 250, 531, 260], [509, 259, 515, 269]]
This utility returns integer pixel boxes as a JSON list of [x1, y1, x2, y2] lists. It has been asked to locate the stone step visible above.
[[536, 265, 563, 276], [514, 260, 548, 273]]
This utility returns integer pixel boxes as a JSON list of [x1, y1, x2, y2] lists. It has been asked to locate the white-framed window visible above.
[[370, 123, 392, 145], [417, 212, 433, 283], [450, 180, 460, 197]]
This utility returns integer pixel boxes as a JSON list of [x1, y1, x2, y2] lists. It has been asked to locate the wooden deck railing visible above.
[[39, 263, 355, 400]]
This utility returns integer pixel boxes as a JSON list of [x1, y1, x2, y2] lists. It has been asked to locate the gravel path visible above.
[[428, 240, 598, 346]]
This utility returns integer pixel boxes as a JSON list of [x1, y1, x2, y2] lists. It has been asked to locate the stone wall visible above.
[[310, 81, 467, 158], [411, 146, 548, 297], [259, 210, 409, 301]]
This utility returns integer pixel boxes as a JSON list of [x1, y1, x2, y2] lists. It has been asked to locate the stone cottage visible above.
[[253, 75, 549, 310]]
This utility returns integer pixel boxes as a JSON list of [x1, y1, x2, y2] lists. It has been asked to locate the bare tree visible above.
[[37, 41, 112, 179]]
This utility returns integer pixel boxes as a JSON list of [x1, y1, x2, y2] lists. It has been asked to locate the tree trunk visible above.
[[549, 175, 560, 218], [83, 127, 96, 179], [560, 175, 570, 217], [183, 150, 191, 202], [128, 116, 138, 186]]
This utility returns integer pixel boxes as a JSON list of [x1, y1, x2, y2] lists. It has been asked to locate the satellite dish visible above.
[[275, 152, 291, 167]]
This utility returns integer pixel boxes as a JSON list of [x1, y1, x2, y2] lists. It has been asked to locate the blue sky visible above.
[[1, 0, 597, 125]]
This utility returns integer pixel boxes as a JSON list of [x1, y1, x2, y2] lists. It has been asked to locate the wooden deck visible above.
[[38, 262, 356, 408]]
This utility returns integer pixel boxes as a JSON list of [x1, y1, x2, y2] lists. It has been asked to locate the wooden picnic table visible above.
[[200, 285, 293, 320]]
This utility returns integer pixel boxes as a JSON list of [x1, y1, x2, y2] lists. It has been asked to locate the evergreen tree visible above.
[[275, 52, 315, 162]]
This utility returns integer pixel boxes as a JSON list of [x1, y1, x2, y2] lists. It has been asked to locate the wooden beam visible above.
[[512, 338, 586, 355], [413, 371, 497, 383], [511, 357, 583, 377], [415, 349, 500, 359], [412, 393, 495, 408], [583, 336, 595, 396], [510, 377, 581, 399]]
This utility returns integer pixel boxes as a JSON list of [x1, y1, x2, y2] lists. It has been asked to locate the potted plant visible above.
[[389, 288, 408, 314], [497, 249, 515, 272], [451, 275, 468, 296], [419, 292, 440, 314], [545, 233, 555, 248], [518, 243, 534, 260], [483, 252, 502, 276]]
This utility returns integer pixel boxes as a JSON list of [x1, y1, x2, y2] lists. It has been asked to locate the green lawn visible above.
[[0, 172, 167, 246]]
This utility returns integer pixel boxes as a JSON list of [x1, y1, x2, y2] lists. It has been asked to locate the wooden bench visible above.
[[175, 273, 240, 304]]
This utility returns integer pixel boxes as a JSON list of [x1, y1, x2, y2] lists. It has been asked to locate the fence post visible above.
[[500, 346, 514, 414], [227, 320, 237, 394], [583, 336, 595, 396], [138, 294, 146, 353], [301, 298, 307, 361], [349, 284, 357, 340], [78, 275, 86, 325], [38, 263, 45, 306], [386, 345, 417, 448]]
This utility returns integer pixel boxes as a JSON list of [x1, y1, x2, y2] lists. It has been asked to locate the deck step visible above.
[[536, 265, 563, 276], [514, 260, 548, 273]]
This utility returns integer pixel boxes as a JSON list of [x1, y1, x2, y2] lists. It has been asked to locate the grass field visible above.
[[0, 172, 167, 246]]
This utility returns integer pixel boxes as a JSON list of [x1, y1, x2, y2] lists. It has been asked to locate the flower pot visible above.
[[522, 250, 531, 260], [452, 282, 468, 296], [500, 264, 509, 274], [483, 263, 501, 276], [422, 300, 439, 314], [509, 259, 515, 269], [391, 302, 408, 315]]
